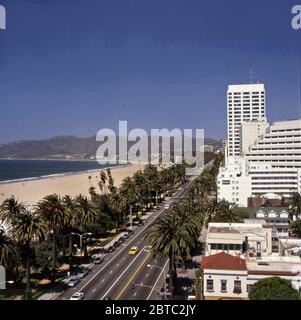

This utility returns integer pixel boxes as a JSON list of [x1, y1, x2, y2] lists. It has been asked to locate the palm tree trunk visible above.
[[168, 255, 173, 293], [52, 234, 57, 284], [69, 235, 73, 271], [25, 249, 31, 300], [115, 219, 119, 234]]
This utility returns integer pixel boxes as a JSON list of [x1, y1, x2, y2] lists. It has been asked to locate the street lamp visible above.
[[147, 264, 167, 295], [129, 204, 140, 230], [71, 232, 92, 263]]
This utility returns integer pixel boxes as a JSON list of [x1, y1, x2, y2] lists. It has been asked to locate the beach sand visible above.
[[0, 164, 145, 206]]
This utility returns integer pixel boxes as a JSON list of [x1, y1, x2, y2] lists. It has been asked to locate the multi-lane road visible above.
[[56, 178, 196, 301]]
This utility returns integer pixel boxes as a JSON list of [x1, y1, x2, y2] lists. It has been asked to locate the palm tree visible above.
[[171, 200, 203, 271], [37, 194, 70, 284], [75, 195, 97, 256], [211, 200, 247, 223], [0, 196, 25, 233], [119, 177, 140, 217], [62, 196, 77, 269], [290, 192, 301, 218], [14, 210, 46, 299], [146, 214, 182, 292], [108, 193, 127, 233], [0, 228, 17, 270]]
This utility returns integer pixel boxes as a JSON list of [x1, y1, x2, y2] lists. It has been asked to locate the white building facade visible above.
[[218, 119, 301, 206], [227, 84, 266, 157]]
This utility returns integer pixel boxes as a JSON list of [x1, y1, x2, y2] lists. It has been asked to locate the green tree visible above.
[[290, 192, 301, 216], [0, 196, 25, 234], [14, 210, 46, 300], [249, 277, 300, 300], [37, 194, 70, 284], [0, 228, 17, 270], [211, 201, 248, 223], [33, 241, 57, 278], [289, 220, 301, 238], [146, 214, 179, 292]]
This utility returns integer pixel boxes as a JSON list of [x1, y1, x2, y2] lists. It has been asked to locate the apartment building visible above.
[[227, 83, 266, 157], [245, 119, 301, 197], [240, 118, 269, 156], [218, 119, 301, 206], [217, 157, 252, 206]]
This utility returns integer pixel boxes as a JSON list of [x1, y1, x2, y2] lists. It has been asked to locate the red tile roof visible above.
[[201, 252, 247, 271]]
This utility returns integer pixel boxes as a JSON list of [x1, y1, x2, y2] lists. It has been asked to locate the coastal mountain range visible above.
[[0, 135, 222, 160]]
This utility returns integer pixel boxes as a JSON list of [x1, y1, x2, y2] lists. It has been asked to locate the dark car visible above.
[[113, 241, 120, 248]]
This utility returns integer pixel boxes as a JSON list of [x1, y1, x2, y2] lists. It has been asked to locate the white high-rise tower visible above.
[[227, 83, 266, 157]]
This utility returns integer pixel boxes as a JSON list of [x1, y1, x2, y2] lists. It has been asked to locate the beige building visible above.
[[205, 222, 273, 258], [240, 118, 269, 156]]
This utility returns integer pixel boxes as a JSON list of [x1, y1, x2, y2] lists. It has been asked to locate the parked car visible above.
[[77, 269, 89, 279], [107, 246, 115, 253], [113, 240, 121, 248], [123, 233, 129, 239], [92, 254, 104, 264], [67, 276, 80, 287], [117, 238, 124, 245], [70, 292, 84, 300], [138, 220, 144, 227]]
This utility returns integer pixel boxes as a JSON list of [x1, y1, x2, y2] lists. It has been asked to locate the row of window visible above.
[[210, 244, 242, 251], [206, 279, 244, 293]]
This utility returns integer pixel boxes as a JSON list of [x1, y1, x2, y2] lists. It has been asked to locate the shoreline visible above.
[[0, 163, 145, 206], [0, 164, 127, 185]]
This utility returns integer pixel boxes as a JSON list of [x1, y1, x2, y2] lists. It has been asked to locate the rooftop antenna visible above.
[[249, 69, 254, 84]]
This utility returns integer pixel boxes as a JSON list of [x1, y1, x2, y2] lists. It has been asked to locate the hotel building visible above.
[[227, 84, 266, 157]]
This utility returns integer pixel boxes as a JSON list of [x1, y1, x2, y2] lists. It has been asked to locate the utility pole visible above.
[[129, 205, 133, 230]]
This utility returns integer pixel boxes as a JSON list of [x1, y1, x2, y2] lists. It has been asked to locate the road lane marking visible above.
[[147, 259, 169, 300], [133, 292, 137, 297], [100, 246, 147, 300], [145, 273, 149, 278], [115, 252, 151, 300], [92, 288, 96, 293], [54, 178, 196, 300], [101, 279, 105, 283]]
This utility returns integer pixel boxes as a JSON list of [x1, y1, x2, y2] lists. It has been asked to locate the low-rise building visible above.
[[205, 222, 273, 258], [245, 207, 290, 238], [201, 252, 301, 300]]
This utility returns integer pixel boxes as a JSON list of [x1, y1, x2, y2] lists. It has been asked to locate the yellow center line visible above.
[[115, 252, 152, 300]]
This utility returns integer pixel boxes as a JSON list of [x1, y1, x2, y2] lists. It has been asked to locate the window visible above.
[[207, 279, 214, 292], [221, 280, 227, 293], [247, 284, 253, 293], [234, 280, 242, 294]]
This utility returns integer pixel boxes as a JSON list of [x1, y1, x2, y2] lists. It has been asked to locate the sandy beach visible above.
[[0, 164, 145, 206]]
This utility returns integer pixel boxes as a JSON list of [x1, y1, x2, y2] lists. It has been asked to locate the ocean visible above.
[[0, 159, 117, 183]]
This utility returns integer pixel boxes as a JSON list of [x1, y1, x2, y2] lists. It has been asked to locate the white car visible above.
[[69, 292, 84, 300]]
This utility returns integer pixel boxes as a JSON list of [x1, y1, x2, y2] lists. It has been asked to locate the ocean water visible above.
[[0, 160, 117, 183]]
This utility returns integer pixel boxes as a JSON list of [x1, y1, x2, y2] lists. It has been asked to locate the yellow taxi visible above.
[[128, 246, 139, 255]]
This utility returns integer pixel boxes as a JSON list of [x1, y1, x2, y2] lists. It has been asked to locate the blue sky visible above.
[[0, 0, 300, 143]]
